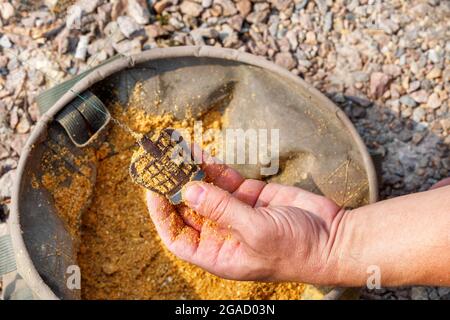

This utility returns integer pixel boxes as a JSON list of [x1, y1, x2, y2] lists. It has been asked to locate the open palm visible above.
[[146, 157, 344, 284]]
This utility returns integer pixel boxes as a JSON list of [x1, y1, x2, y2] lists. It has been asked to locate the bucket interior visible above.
[[17, 56, 372, 299]]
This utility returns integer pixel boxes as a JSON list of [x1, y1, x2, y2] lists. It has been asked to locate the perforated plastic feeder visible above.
[[7, 46, 377, 300]]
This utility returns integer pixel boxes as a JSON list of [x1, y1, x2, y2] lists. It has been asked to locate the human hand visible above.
[[146, 153, 346, 285]]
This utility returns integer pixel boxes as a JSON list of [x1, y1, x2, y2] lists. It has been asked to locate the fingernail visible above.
[[183, 183, 206, 208]]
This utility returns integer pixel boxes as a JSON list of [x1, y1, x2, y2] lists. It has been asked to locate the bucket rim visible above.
[[10, 45, 378, 300]]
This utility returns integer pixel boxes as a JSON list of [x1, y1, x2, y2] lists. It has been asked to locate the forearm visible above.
[[328, 186, 450, 287]]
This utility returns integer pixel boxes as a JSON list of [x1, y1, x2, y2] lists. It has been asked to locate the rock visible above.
[[113, 38, 142, 55], [410, 90, 428, 104], [191, 27, 219, 45], [0, 144, 9, 160], [440, 118, 450, 133], [426, 67, 441, 80], [382, 64, 401, 77], [214, 0, 237, 16], [180, 0, 204, 17], [412, 107, 426, 122], [274, 52, 297, 70], [112, 0, 127, 20], [270, 0, 293, 11], [438, 287, 450, 297], [154, 0, 173, 13], [246, 6, 269, 24], [77, 0, 101, 14], [323, 12, 333, 33], [370, 72, 390, 99], [428, 49, 442, 64], [304, 31, 317, 45], [0, 170, 15, 199], [407, 80, 421, 93], [236, 0, 252, 17], [66, 5, 83, 30], [201, 0, 213, 8], [400, 95, 417, 107], [145, 24, 168, 38], [10, 134, 28, 155], [0, 2, 15, 22], [16, 115, 31, 134], [427, 92, 441, 109], [0, 35, 12, 49], [127, 0, 150, 24], [75, 35, 90, 61], [117, 15, 143, 38]]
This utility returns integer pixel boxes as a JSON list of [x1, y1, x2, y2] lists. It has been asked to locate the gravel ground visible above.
[[0, 0, 449, 300]]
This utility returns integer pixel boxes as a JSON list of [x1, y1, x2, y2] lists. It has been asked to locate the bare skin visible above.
[[146, 157, 450, 287]]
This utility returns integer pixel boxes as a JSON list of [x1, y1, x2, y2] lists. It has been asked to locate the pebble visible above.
[[128, 0, 151, 24], [274, 52, 297, 70], [236, 0, 252, 17], [412, 107, 426, 123], [0, 169, 15, 199], [410, 90, 428, 104], [0, 2, 15, 22], [370, 72, 390, 99], [117, 15, 143, 38], [427, 92, 441, 109], [400, 95, 417, 108], [0, 35, 13, 49], [180, 0, 204, 17]]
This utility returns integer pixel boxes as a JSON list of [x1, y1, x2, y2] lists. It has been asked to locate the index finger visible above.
[[192, 144, 244, 193]]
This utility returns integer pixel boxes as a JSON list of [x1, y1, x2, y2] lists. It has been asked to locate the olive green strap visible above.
[[0, 235, 16, 276], [54, 91, 111, 147], [36, 55, 124, 147], [36, 54, 124, 115]]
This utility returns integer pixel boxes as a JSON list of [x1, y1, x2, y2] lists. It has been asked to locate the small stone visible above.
[[180, 0, 204, 17], [0, 145, 9, 160], [113, 38, 142, 55], [304, 31, 317, 45], [438, 287, 450, 297], [145, 24, 168, 38], [400, 95, 417, 107], [428, 49, 442, 64], [0, 35, 12, 49], [77, 0, 101, 13], [412, 132, 425, 144], [16, 115, 31, 134], [411, 287, 428, 300], [440, 118, 450, 133], [66, 5, 83, 30], [412, 107, 426, 123], [127, 0, 150, 24], [117, 16, 143, 38], [323, 12, 333, 33], [427, 92, 441, 109], [370, 72, 390, 99], [201, 0, 213, 8], [426, 68, 441, 80], [270, 0, 293, 11], [0, 170, 15, 199], [214, 0, 237, 16], [75, 35, 90, 61], [10, 134, 28, 155], [407, 80, 421, 93], [410, 90, 429, 104], [0, 2, 15, 21], [382, 64, 401, 78], [154, 0, 173, 13], [236, 0, 251, 17], [274, 52, 297, 70]]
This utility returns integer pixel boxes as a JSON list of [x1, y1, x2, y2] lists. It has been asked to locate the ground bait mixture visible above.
[[39, 87, 307, 300]]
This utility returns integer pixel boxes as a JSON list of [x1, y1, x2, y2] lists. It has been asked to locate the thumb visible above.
[[182, 181, 256, 229]]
